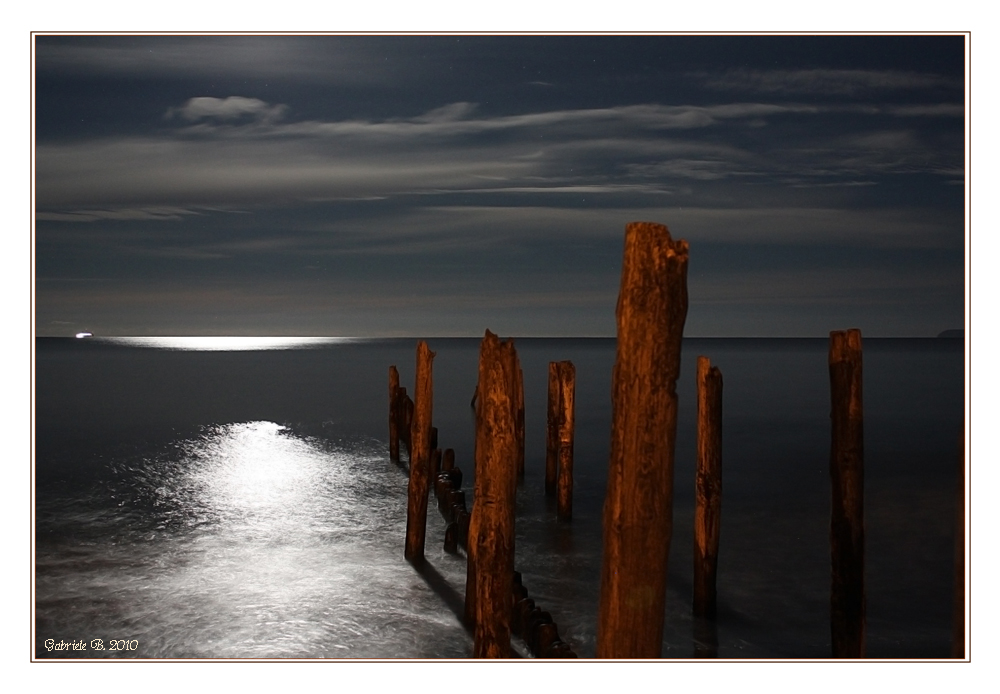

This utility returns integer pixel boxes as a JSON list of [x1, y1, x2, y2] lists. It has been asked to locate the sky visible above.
[[33, 34, 967, 337]]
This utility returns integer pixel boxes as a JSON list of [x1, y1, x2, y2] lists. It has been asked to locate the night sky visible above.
[[33, 35, 967, 337]]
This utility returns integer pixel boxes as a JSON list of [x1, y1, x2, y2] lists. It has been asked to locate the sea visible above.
[[34, 336, 965, 659]]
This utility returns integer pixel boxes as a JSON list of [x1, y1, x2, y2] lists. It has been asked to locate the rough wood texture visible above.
[[557, 361, 576, 521], [404, 340, 435, 563], [465, 330, 520, 658], [597, 221, 688, 659], [694, 356, 723, 620], [546, 362, 560, 497], [829, 328, 865, 658], [952, 431, 965, 658], [389, 365, 400, 462]]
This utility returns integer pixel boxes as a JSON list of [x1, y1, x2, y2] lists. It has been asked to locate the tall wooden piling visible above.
[[404, 341, 435, 563], [597, 221, 688, 659], [693, 356, 723, 620], [546, 362, 560, 497], [389, 366, 400, 462], [465, 330, 520, 658], [829, 328, 865, 658], [557, 361, 576, 521]]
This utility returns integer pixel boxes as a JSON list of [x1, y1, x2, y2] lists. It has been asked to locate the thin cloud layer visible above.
[[698, 68, 961, 96], [36, 97, 963, 213]]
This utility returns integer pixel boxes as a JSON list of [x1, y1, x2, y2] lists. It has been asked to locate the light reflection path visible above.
[[98, 336, 365, 351], [35, 422, 472, 658]]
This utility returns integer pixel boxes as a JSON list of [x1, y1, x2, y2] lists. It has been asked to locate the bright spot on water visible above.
[[35, 421, 471, 658], [98, 336, 362, 351]]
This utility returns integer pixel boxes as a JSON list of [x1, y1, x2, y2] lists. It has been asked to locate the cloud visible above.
[[166, 97, 287, 123], [34, 207, 200, 222], [697, 69, 961, 96], [293, 205, 962, 254], [35, 99, 963, 213], [34, 36, 398, 84], [414, 102, 478, 123]]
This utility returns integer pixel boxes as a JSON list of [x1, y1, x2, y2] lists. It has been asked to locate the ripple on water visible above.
[[35, 421, 472, 658]]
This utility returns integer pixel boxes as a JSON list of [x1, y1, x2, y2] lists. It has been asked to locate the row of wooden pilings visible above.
[[386, 221, 963, 659], [390, 333, 579, 658]]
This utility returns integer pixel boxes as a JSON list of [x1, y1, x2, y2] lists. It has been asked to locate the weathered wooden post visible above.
[[829, 328, 865, 658], [693, 356, 723, 620], [389, 366, 400, 462], [404, 341, 435, 563], [430, 449, 442, 486], [597, 221, 688, 658], [464, 330, 520, 658], [952, 432, 965, 658], [546, 362, 560, 497], [443, 448, 455, 472], [557, 361, 576, 521]]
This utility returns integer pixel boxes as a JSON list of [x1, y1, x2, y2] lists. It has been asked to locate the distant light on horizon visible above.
[[99, 336, 363, 351]]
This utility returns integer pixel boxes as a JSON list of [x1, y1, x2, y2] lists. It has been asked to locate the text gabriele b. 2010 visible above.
[[44, 638, 138, 653]]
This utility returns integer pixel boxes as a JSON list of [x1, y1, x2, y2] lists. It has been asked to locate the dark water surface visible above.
[[34, 336, 964, 659]]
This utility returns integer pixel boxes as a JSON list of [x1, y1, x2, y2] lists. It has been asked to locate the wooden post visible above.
[[546, 362, 560, 497], [557, 361, 575, 521], [829, 328, 865, 658], [693, 356, 723, 620], [389, 366, 400, 462], [398, 387, 412, 458], [443, 448, 455, 472], [597, 221, 688, 659], [404, 340, 435, 563], [952, 432, 965, 658], [516, 366, 525, 482], [465, 330, 519, 658], [430, 449, 442, 487]]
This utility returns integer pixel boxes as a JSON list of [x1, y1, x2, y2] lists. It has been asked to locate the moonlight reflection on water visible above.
[[35, 422, 473, 658]]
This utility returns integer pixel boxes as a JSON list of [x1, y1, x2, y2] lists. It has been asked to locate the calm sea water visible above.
[[34, 336, 965, 659]]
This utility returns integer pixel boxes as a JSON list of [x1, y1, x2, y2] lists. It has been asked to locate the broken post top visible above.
[[617, 222, 689, 386], [477, 330, 518, 423]]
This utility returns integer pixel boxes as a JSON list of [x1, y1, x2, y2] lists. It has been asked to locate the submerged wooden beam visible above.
[[829, 328, 865, 658], [557, 361, 575, 521], [465, 330, 520, 658], [693, 356, 723, 621], [546, 362, 560, 497], [404, 340, 435, 564], [597, 221, 688, 659], [389, 365, 400, 462]]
